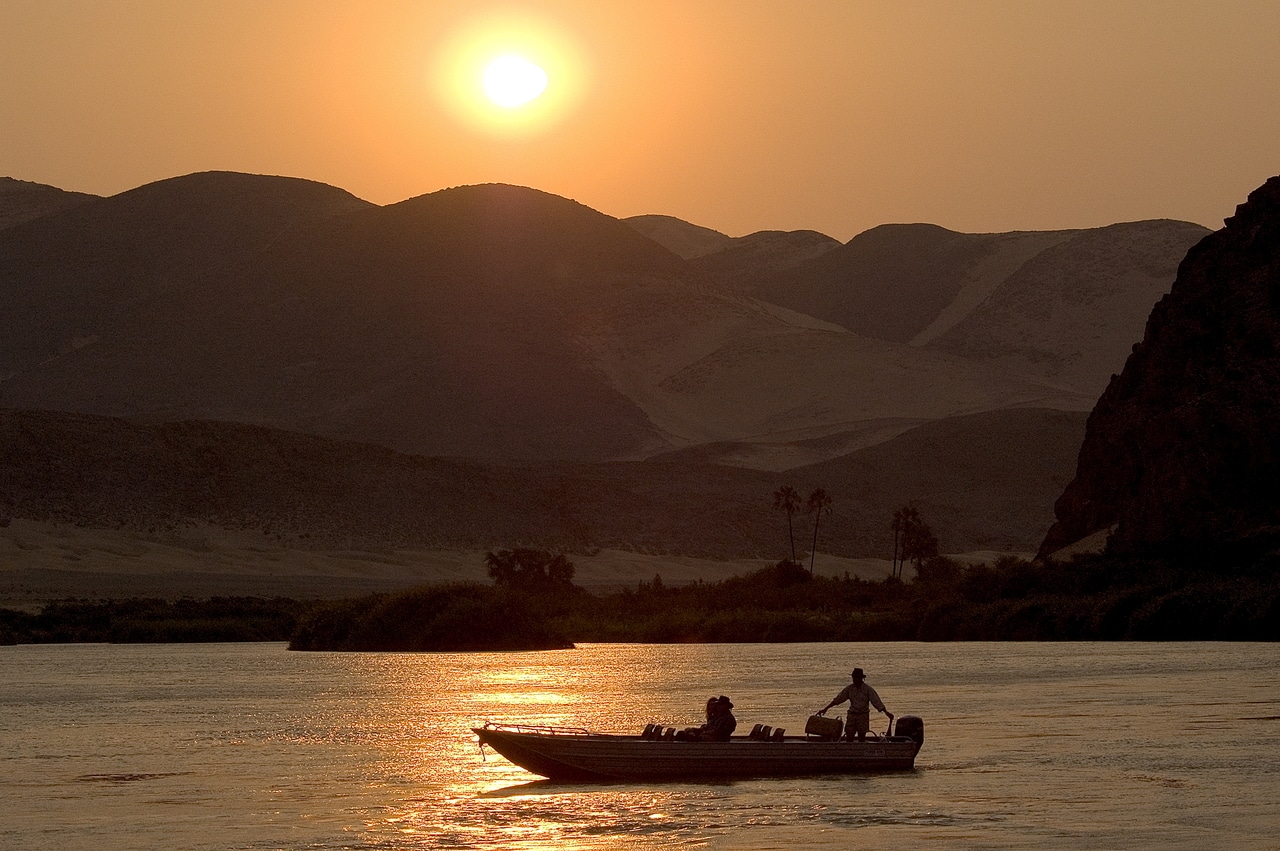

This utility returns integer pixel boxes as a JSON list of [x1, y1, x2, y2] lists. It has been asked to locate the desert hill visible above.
[[1, 172, 1105, 464], [0, 177, 99, 230], [1041, 175, 1280, 560], [688, 228, 841, 284], [744, 220, 1209, 398], [0, 171, 374, 404], [0, 178, 681, 461], [795, 407, 1089, 555], [1, 406, 1083, 560], [923, 219, 1213, 396], [625, 213, 840, 281], [625, 214, 733, 258]]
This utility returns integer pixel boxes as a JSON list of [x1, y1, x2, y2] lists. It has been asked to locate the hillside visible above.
[[926, 219, 1213, 395], [625, 214, 732, 258], [1, 406, 1084, 561], [1, 172, 1110, 464], [747, 220, 1210, 398], [0, 177, 99, 230]]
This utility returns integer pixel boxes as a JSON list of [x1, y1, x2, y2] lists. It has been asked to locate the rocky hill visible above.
[[1040, 175, 1280, 560], [0, 177, 99, 230]]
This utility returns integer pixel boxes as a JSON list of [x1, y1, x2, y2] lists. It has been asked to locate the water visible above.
[[2, 642, 1278, 850]]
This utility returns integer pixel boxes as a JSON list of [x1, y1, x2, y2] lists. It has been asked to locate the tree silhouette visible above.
[[805, 488, 833, 575], [485, 548, 576, 590], [773, 485, 802, 562], [891, 506, 938, 578], [890, 506, 915, 579]]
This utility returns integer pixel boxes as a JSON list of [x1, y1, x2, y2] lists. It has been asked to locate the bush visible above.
[[289, 583, 574, 652]]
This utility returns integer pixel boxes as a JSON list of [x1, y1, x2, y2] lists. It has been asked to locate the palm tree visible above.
[[890, 506, 921, 579], [901, 515, 938, 576], [772, 485, 802, 562], [805, 488, 833, 575]]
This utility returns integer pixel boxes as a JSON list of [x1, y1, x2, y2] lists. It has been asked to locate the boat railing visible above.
[[479, 721, 592, 737]]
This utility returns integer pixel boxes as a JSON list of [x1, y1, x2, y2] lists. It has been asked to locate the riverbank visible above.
[[4, 552, 1276, 646]]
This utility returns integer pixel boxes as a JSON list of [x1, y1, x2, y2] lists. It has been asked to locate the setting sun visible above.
[[482, 54, 548, 108], [430, 10, 585, 135]]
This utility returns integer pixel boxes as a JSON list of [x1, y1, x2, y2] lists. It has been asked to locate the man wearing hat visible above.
[[702, 695, 736, 741], [816, 668, 893, 741]]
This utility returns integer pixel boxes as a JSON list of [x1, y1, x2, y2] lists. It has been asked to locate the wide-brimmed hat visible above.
[[717, 695, 734, 709], [851, 668, 865, 680]]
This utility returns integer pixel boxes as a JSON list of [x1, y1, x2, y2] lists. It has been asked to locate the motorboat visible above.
[[473, 715, 924, 781]]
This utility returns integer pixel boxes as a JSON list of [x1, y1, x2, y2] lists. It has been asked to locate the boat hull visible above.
[[473, 726, 921, 781]]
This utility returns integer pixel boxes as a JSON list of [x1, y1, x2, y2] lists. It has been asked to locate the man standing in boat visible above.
[[816, 668, 894, 741]]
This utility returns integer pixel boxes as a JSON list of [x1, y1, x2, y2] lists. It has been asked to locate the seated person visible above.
[[677, 695, 736, 741], [704, 695, 736, 741]]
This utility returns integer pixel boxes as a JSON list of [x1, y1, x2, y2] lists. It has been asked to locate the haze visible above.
[[3, 0, 1279, 238]]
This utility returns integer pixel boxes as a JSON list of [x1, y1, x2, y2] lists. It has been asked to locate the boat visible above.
[[473, 715, 924, 781]]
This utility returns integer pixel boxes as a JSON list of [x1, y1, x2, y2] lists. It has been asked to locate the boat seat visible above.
[[641, 723, 659, 739], [759, 725, 772, 739], [748, 724, 764, 739], [662, 727, 676, 740], [771, 728, 785, 740]]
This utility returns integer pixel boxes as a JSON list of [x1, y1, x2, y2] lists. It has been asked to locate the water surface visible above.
[[2, 642, 1277, 849]]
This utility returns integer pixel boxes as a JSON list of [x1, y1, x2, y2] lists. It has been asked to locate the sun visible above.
[[482, 54, 548, 108], [431, 11, 586, 135]]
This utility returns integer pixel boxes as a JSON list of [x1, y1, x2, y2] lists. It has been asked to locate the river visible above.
[[2, 641, 1277, 849]]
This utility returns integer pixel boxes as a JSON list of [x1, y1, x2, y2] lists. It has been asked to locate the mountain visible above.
[[0, 177, 680, 461], [923, 220, 1214, 396], [624, 214, 841, 285], [690, 229, 841, 285], [0, 177, 99, 230], [1040, 175, 1280, 560], [0, 171, 373, 393], [747, 220, 1210, 398], [625, 214, 732, 258], [1, 172, 1100, 463]]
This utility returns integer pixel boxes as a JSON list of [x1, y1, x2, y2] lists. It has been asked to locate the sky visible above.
[[3, 0, 1279, 240]]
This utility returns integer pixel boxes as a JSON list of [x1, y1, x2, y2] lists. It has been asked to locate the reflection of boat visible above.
[[473, 716, 924, 781]]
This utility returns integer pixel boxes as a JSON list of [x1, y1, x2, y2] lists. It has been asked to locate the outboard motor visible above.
[[895, 715, 925, 751]]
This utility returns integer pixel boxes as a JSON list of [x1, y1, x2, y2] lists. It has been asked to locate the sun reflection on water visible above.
[[321, 646, 726, 849]]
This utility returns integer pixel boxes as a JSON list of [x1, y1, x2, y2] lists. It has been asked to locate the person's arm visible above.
[[868, 685, 892, 719], [816, 686, 848, 715]]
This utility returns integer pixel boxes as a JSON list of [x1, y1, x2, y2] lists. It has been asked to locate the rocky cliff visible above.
[[1040, 175, 1280, 560]]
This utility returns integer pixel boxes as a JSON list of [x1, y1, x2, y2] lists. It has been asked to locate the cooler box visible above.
[[805, 714, 843, 739]]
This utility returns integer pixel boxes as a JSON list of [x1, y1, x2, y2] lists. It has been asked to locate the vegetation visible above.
[[288, 583, 576, 652], [772, 485, 802, 562], [890, 505, 939, 580], [289, 549, 582, 651], [0, 597, 306, 645], [485, 548, 576, 589], [805, 488, 832, 575], [557, 552, 1280, 642], [4, 548, 1277, 649]]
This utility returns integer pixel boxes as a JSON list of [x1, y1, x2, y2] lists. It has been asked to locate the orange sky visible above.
[[3, 0, 1278, 239]]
